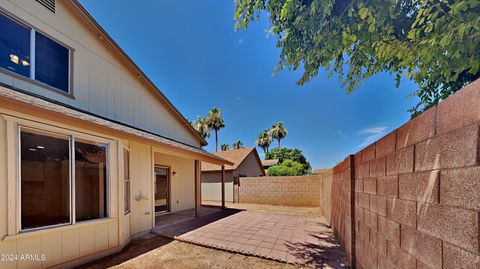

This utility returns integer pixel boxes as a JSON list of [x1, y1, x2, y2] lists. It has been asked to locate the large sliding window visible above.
[[20, 131, 70, 230], [75, 140, 107, 222], [0, 12, 70, 93], [20, 127, 109, 231]]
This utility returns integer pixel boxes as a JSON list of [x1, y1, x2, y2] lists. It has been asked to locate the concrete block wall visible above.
[[330, 79, 480, 268], [331, 155, 355, 264], [318, 169, 333, 225], [237, 176, 322, 206]]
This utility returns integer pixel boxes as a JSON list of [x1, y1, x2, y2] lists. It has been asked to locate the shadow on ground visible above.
[[78, 235, 173, 269], [285, 222, 347, 268], [154, 207, 243, 238]]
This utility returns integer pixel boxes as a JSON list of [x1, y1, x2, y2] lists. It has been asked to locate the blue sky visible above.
[[79, 0, 419, 169]]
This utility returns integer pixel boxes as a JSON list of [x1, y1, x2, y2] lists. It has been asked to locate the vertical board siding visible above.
[[129, 142, 153, 234], [154, 152, 195, 212], [0, 0, 200, 147]]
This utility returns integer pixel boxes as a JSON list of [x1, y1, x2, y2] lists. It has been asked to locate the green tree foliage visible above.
[[267, 159, 304, 176], [206, 107, 225, 152], [232, 140, 245, 149], [270, 122, 288, 148], [191, 116, 210, 140], [221, 144, 230, 151], [234, 0, 480, 116], [256, 129, 273, 155], [266, 147, 311, 175]]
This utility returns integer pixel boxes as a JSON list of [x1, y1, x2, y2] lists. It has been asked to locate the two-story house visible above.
[[0, 1, 232, 268]]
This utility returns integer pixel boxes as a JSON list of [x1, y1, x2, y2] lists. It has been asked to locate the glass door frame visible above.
[[154, 165, 170, 215]]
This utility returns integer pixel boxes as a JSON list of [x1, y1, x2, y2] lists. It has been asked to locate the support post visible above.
[[221, 165, 226, 209], [194, 160, 202, 218]]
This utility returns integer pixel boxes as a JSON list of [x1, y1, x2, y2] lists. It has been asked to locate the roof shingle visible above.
[[201, 148, 258, 171]]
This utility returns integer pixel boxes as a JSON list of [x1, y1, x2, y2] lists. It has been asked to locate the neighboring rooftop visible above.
[[201, 148, 263, 172], [311, 168, 329, 175]]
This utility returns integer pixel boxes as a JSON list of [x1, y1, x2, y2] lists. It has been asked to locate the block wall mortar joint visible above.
[[350, 153, 356, 268], [477, 124, 480, 166], [434, 104, 439, 137], [413, 144, 417, 172], [440, 240, 444, 269]]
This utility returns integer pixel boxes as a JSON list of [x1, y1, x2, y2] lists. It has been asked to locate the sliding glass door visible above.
[[154, 166, 169, 214]]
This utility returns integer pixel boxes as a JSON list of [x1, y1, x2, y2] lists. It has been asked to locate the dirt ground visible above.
[[80, 204, 332, 269], [80, 235, 305, 269]]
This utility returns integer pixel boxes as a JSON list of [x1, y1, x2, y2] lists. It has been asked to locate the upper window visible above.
[[0, 14, 31, 77], [35, 32, 69, 92], [0, 13, 70, 93]]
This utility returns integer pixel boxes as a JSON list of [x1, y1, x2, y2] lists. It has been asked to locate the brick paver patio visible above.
[[154, 210, 346, 268]]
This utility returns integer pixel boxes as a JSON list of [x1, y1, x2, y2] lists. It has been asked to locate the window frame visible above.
[[17, 124, 111, 233], [0, 11, 73, 97], [123, 147, 131, 215]]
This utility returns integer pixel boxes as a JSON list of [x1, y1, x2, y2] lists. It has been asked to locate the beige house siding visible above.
[[235, 152, 265, 177], [129, 141, 153, 235], [0, 104, 198, 268], [154, 153, 195, 212], [0, 0, 200, 147]]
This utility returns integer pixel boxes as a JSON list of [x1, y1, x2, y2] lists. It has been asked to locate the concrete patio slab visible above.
[[154, 209, 346, 268]]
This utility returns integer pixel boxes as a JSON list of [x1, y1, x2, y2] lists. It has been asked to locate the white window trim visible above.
[[0, 10, 73, 96], [123, 147, 131, 215], [8, 117, 113, 234]]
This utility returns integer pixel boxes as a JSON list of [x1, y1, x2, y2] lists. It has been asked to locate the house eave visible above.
[[0, 84, 231, 166]]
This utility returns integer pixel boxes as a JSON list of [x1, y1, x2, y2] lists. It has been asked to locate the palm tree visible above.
[[191, 116, 210, 140], [232, 140, 244, 149], [206, 107, 225, 152], [270, 122, 287, 149], [256, 129, 272, 155], [221, 144, 230, 151]]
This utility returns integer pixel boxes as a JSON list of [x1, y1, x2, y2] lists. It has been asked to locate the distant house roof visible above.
[[201, 148, 265, 175], [312, 168, 328, 175], [261, 159, 279, 167]]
